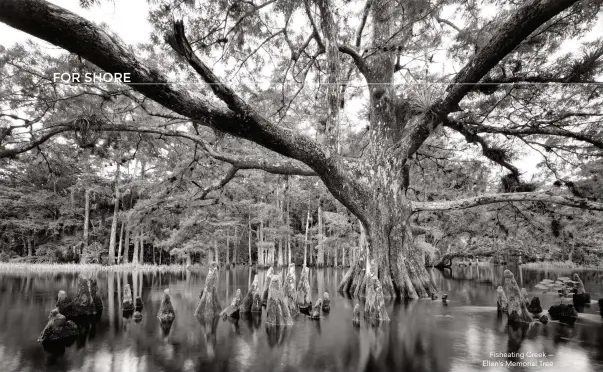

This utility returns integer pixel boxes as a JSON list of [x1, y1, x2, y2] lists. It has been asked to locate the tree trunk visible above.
[[138, 228, 144, 264], [123, 220, 130, 264], [303, 208, 310, 267], [286, 199, 291, 264], [226, 232, 230, 267], [317, 204, 324, 267], [248, 211, 252, 265], [234, 226, 238, 266], [117, 218, 125, 264], [27, 235, 33, 257], [258, 220, 264, 266], [214, 238, 219, 266], [108, 163, 120, 264], [132, 228, 139, 264], [82, 188, 90, 261]]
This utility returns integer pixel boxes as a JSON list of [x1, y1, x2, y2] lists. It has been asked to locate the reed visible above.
[[0, 262, 189, 273]]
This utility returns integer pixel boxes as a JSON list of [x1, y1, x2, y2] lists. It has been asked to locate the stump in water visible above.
[[89, 279, 103, 312], [133, 311, 142, 322], [502, 270, 532, 323], [549, 304, 578, 321], [296, 266, 312, 312], [539, 315, 549, 324], [241, 275, 259, 313], [265, 275, 293, 326], [221, 289, 242, 319], [310, 299, 322, 320], [528, 297, 542, 314], [283, 264, 299, 317], [262, 267, 274, 306], [157, 289, 175, 323], [496, 286, 508, 313], [251, 292, 262, 313], [571, 274, 590, 307], [364, 274, 390, 322], [56, 290, 74, 318], [71, 275, 96, 317], [573, 273, 586, 294], [195, 261, 222, 318], [123, 284, 134, 312], [38, 309, 78, 342], [322, 292, 330, 313], [135, 296, 143, 312], [352, 303, 361, 325]]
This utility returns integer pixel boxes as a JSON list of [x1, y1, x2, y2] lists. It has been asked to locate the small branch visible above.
[[355, 0, 373, 48], [303, 0, 325, 50], [196, 166, 239, 199], [412, 192, 603, 213], [443, 117, 520, 177]]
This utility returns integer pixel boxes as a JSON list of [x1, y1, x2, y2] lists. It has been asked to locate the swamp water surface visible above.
[[0, 265, 602, 372]]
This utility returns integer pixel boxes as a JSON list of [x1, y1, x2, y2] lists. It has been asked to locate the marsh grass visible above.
[[0, 262, 189, 274], [522, 261, 603, 270]]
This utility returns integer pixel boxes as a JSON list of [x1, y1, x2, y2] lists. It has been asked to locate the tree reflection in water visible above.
[[0, 265, 601, 372]]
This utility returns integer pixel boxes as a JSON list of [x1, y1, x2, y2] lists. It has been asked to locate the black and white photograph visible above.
[[0, 0, 602, 371]]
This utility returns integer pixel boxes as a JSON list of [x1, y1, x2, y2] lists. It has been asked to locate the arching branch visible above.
[[99, 123, 317, 176], [397, 0, 581, 159], [411, 192, 603, 213]]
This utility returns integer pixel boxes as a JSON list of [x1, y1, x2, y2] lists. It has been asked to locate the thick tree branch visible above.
[[0, 0, 376, 219], [0, 0, 332, 173], [397, 0, 581, 159], [474, 43, 603, 94], [437, 0, 581, 112], [99, 123, 317, 176], [411, 192, 603, 213], [0, 124, 71, 159], [469, 122, 603, 150]]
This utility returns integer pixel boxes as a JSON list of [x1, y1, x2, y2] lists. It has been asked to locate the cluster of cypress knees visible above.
[[496, 270, 602, 324], [38, 274, 176, 345], [196, 262, 330, 326]]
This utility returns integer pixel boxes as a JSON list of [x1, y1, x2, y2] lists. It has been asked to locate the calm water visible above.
[[0, 265, 602, 372]]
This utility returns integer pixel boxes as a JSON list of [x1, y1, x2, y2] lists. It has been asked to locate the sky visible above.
[[0, 0, 152, 47], [1, 0, 601, 181]]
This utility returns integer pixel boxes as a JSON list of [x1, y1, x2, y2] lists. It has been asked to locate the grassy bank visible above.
[[0, 262, 189, 273], [522, 260, 603, 270]]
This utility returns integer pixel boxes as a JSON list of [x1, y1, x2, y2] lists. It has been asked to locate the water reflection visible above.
[[0, 265, 601, 372]]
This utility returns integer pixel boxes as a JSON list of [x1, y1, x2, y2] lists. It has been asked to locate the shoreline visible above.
[[0, 262, 189, 273], [521, 261, 603, 271]]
